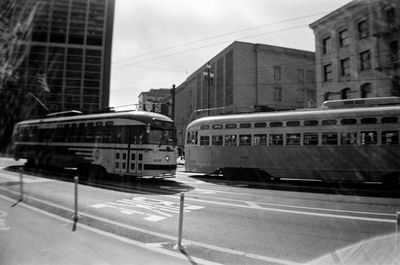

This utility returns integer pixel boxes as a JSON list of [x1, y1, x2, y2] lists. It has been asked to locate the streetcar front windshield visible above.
[[148, 128, 176, 146]]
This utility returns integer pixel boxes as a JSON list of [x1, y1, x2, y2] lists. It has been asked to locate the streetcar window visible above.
[[341, 119, 357, 125], [382, 131, 399, 145], [253, 134, 267, 145], [212, 124, 223, 129], [105, 121, 113, 127], [239, 123, 251, 128], [114, 127, 128, 144], [270, 122, 283, 127], [303, 133, 319, 145], [87, 122, 94, 127], [286, 133, 301, 145], [381, 117, 398, 123], [341, 132, 358, 145], [103, 128, 113, 143], [239, 134, 252, 145], [200, 125, 210, 130], [226, 124, 237, 129], [361, 131, 377, 145], [322, 132, 338, 145], [254, 122, 267, 128], [149, 128, 176, 146], [225, 135, 237, 146], [86, 128, 95, 143], [304, 120, 318, 126], [96, 122, 103, 127], [286, 121, 300, 127], [212, 135, 223, 145], [322, 119, 337, 126], [270, 134, 283, 145], [200, 136, 210, 145], [361, 118, 377, 124]]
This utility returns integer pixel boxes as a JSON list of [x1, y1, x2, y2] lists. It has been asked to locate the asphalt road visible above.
[[0, 157, 399, 265]]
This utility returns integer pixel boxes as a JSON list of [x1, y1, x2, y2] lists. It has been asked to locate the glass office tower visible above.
[[19, 0, 115, 115]]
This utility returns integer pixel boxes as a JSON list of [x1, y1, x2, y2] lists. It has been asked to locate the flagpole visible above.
[[28, 92, 49, 112]]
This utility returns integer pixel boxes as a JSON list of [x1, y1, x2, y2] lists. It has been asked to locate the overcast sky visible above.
[[110, 0, 353, 110]]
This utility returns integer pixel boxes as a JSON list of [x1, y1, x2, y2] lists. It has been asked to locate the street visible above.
[[0, 157, 399, 265]]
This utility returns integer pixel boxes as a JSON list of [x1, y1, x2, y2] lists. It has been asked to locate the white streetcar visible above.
[[185, 97, 400, 186]]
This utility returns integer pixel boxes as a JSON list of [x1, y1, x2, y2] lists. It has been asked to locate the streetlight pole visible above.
[[203, 63, 214, 116]]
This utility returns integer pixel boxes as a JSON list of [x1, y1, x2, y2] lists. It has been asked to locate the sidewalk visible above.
[[0, 195, 198, 265]]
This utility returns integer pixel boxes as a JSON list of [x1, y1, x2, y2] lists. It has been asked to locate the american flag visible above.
[[36, 70, 50, 92]]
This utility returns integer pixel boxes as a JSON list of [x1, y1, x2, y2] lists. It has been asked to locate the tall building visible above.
[[174, 41, 316, 145], [13, 0, 115, 115], [309, 0, 400, 106]]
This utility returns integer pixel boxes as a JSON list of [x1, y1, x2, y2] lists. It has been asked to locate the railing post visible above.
[[177, 192, 184, 249], [396, 212, 400, 257], [72, 176, 79, 231], [19, 168, 23, 201]]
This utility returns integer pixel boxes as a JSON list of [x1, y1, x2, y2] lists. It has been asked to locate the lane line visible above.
[[164, 195, 396, 223], [0, 186, 302, 265], [186, 193, 396, 217], [0, 194, 220, 265]]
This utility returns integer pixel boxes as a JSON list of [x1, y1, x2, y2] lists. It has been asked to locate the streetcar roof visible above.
[[16, 110, 174, 126], [186, 105, 400, 129]]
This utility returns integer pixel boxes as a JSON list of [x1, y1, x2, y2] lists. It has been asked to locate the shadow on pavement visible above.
[[4, 165, 195, 195], [186, 172, 400, 198]]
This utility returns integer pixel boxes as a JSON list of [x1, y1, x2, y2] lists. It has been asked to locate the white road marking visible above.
[[90, 196, 204, 222], [0, 210, 10, 231], [165, 195, 396, 223]]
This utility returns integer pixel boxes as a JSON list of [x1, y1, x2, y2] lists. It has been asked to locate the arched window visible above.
[[324, 92, 331, 101], [341, 88, 351, 99], [360, 83, 371, 98]]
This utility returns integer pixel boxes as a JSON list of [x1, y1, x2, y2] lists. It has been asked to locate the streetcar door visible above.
[[114, 126, 129, 175], [128, 126, 144, 176]]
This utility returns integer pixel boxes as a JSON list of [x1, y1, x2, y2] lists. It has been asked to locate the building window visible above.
[[341, 88, 351, 99], [322, 36, 331, 54], [340, 57, 350, 77], [274, 65, 281, 80], [357, 19, 369, 39], [386, 7, 395, 26], [296, 87, 304, 103], [297, 69, 304, 83], [361, 83, 371, 98], [323, 64, 332, 81], [274, 87, 282, 101], [390, 41, 399, 62], [360, 50, 371, 71], [338, 29, 349, 47]]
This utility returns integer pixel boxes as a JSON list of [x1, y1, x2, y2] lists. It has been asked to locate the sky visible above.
[[110, 0, 353, 110]]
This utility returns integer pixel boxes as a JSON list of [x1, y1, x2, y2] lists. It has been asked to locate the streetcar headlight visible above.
[[165, 155, 170, 161]]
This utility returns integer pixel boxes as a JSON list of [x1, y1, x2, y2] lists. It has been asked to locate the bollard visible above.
[[72, 176, 79, 231], [19, 168, 23, 201], [177, 192, 184, 249]]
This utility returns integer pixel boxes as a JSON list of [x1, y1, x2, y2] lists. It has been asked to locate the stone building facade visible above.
[[309, 0, 400, 106]]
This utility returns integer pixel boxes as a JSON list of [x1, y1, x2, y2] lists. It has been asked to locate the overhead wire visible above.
[[111, 12, 330, 69]]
